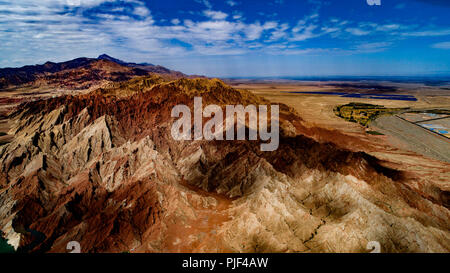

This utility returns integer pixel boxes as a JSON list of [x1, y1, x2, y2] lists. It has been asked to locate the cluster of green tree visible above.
[[0, 233, 15, 253]]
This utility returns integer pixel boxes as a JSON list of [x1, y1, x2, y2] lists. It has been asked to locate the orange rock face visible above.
[[0, 77, 449, 253]]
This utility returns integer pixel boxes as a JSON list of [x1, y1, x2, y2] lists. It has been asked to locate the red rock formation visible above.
[[0, 55, 185, 90], [0, 77, 448, 253]]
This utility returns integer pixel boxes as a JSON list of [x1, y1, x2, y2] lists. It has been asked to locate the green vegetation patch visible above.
[[334, 102, 407, 127], [366, 130, 384, 135], [0, 234, 15, 253]]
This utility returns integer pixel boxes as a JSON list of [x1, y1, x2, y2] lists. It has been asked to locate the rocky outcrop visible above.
[[0, 77, 448, 253]]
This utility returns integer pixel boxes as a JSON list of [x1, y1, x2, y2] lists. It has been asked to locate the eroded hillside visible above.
[[0, 77, 449, 253]]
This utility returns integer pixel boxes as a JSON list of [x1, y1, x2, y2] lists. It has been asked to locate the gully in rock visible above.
[[171, 97, 280, 151]]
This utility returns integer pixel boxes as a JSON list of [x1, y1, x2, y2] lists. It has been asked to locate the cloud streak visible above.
[[432, 41, 450, 49]]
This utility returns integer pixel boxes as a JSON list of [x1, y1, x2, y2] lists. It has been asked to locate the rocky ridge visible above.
[[0, 77, 448, 253], [0, 55, 185, 90]]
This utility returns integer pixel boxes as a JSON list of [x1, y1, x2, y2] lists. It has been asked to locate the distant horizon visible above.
[[224, 74, 450, 79], [2, 53, 450, 81], [222, 73, 450, 78]]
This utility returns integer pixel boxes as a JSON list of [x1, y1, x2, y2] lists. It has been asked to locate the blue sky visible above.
[[1, 0, 450, 77]]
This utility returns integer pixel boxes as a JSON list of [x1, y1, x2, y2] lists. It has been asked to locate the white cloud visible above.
[[133, 6, 150, 17], [203, 10, 228, 20], [278, 48, 332, 55], [291, 25, 318, 41], [171, 18, 180, 25], [354, 42, 391, 53], [432, 41, 450, 49], [268, 23, 289, 41], [376, 24, 400, 31], [194, 0, 212, 9], [65, 0, 114, 8], [244, 21, 277, 40], [307, 13, 319, 20], [345, 28, 371, 36], [402, 29, 450, 37]]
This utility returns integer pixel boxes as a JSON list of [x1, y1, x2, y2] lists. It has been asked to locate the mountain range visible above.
[[0, 54, 185, 89]]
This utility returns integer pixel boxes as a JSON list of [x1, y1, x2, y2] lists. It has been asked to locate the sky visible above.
[[1, 0, 450, 77]]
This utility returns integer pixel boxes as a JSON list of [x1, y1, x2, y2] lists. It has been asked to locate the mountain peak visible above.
[[98, 53, 112, 58], [97, 54, 154, 67], [97, 54, 128, 65]]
